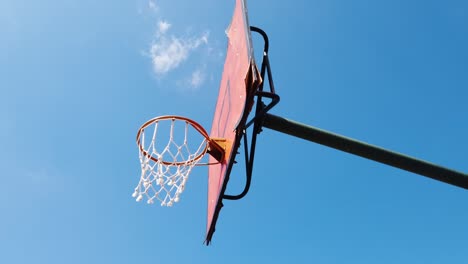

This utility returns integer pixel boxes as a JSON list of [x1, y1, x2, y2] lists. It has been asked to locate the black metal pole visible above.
[[263, 113, 468, 190]]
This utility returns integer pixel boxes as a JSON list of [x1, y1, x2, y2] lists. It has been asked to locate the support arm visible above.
[[263, 113, 468, 189]]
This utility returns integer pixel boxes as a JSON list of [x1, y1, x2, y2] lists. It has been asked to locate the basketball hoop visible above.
[[132, 115, 228, 206]]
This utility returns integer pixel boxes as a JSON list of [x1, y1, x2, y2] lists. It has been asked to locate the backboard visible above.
[[205, 0, 260, 244]]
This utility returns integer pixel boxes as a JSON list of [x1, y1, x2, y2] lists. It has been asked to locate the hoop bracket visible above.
[[208, 138, 232, 163]]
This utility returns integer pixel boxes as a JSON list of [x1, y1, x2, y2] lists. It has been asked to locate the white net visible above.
[[133, 117, 209, 206]]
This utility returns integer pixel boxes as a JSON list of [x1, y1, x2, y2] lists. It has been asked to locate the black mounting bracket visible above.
[[223, 26, 280, 200]]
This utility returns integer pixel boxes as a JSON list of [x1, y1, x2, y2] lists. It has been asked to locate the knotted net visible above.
[[133, 116, 210, 206]]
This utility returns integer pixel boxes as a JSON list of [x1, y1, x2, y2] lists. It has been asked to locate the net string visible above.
[[133, 119, 208, 206]]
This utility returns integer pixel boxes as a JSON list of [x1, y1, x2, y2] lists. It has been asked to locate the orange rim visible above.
[[136, 115, 210, 166]]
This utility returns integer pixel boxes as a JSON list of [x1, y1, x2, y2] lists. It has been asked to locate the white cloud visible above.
[[190, 69, 206, 89], [141, 3, 214, 82], [148, 0, 158, 12], [198, 32, 209, 46], [150, 37, 188, 75], [157, 20, 171, 35], [149, 32, 209, 76]]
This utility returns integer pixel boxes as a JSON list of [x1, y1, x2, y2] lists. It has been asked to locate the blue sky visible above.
[[1, 0, 468, 263]]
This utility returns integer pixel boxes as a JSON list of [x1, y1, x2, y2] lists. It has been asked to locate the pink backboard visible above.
[[205, 0, 260, 244]]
